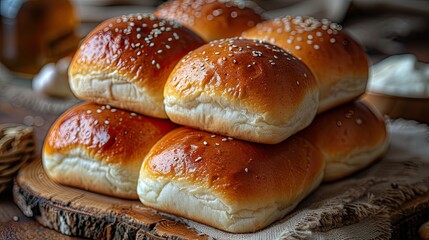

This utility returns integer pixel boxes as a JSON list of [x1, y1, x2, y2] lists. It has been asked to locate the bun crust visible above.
[[69, 14, 205, 118], [243, 16, 369, 113], [164, 38, 319, 144], [298, 100, 388, 182], [43, 102, 178, 199], [138, 127, 325, 233], [154, 0, 265, 41]]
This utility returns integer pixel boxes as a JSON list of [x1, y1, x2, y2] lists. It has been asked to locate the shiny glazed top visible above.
[[44, 102, 178, 166]]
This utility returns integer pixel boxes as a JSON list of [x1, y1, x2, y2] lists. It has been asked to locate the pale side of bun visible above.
[[154, 0, 265, 42], [298, 100, 389, 182], [69, 14, 205, 119], [138, 127, 325, 233], [43, 102, 178, 199], [243, 16, 369, 113], [164, 38, 319, 144]]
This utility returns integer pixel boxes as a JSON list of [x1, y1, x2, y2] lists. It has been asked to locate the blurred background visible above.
[[1, 0, 428, 77]]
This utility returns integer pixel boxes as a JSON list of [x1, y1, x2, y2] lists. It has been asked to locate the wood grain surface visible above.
[[13, 158, 208, 240]]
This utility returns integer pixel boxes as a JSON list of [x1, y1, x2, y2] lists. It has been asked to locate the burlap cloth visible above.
[[161, 119, 429, 240]]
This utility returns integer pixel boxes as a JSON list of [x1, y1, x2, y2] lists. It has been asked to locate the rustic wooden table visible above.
[[0, 77, 82, 239]]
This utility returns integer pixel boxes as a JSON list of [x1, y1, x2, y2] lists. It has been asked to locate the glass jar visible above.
[[0, 0, 79, 78]]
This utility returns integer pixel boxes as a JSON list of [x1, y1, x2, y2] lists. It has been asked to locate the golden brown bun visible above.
[[43, 102, 178, 199], [164, 38, 319, 144], [298, 100, 389, 182], [243, 16, 369, 113], [154, 0, 265, 42], [138, 127, 325, 233], [69, 14, 205, 119]]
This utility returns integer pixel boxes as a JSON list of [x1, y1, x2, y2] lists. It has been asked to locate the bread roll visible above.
[[43, 102, 178, 199], [154, 0, 265, 42], [164, 38, 319, 144], [137, 127, 325, 233], [243, 16, 369, 113], [298, 100, 388, 182], [69, 14, 205, 119]]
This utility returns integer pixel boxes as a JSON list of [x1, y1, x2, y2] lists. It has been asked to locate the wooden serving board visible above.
[[13, 158, 208, 240], [12, 157, 429, 239]]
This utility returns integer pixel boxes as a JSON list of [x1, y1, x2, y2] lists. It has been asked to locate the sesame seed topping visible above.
[[345, 110, 354, 118], [313, 44, 320, 50], [195, 156, 203, 162], [245, 168, 249, 173], [222, 138, 228, 142], [215, 143, 220, 146], [336, 121, 342, 127], [86, 110, 92, 114], [296, 81, 300, 85], [96, 109, 102, 113], [355, 118, 363, 125], [213, 9, 223, 16], [111, 109, 117, 112], [105, 120, 110, 125], [203, 141, 208, 145], [214, 51, 221, 55], [131, 112, 137, 116], [252, 51, 263, 57], [330, 38, 336, 43], [295, 45, 301, 50], [211, 134, 216, 138], [156, 63, 161, 69]]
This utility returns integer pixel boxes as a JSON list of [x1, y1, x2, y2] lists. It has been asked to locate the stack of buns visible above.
[[42, 0, 388, 234]]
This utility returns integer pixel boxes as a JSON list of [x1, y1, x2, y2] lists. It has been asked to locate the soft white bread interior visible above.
[[42, 102, 178, 199], [137, 127, 325, 233], [298, 100, 389, 182], [154, 0, 265, 42], [164, 38, 319, 144], [243, 16, 369, 113], [69, 14, 205, 119]]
